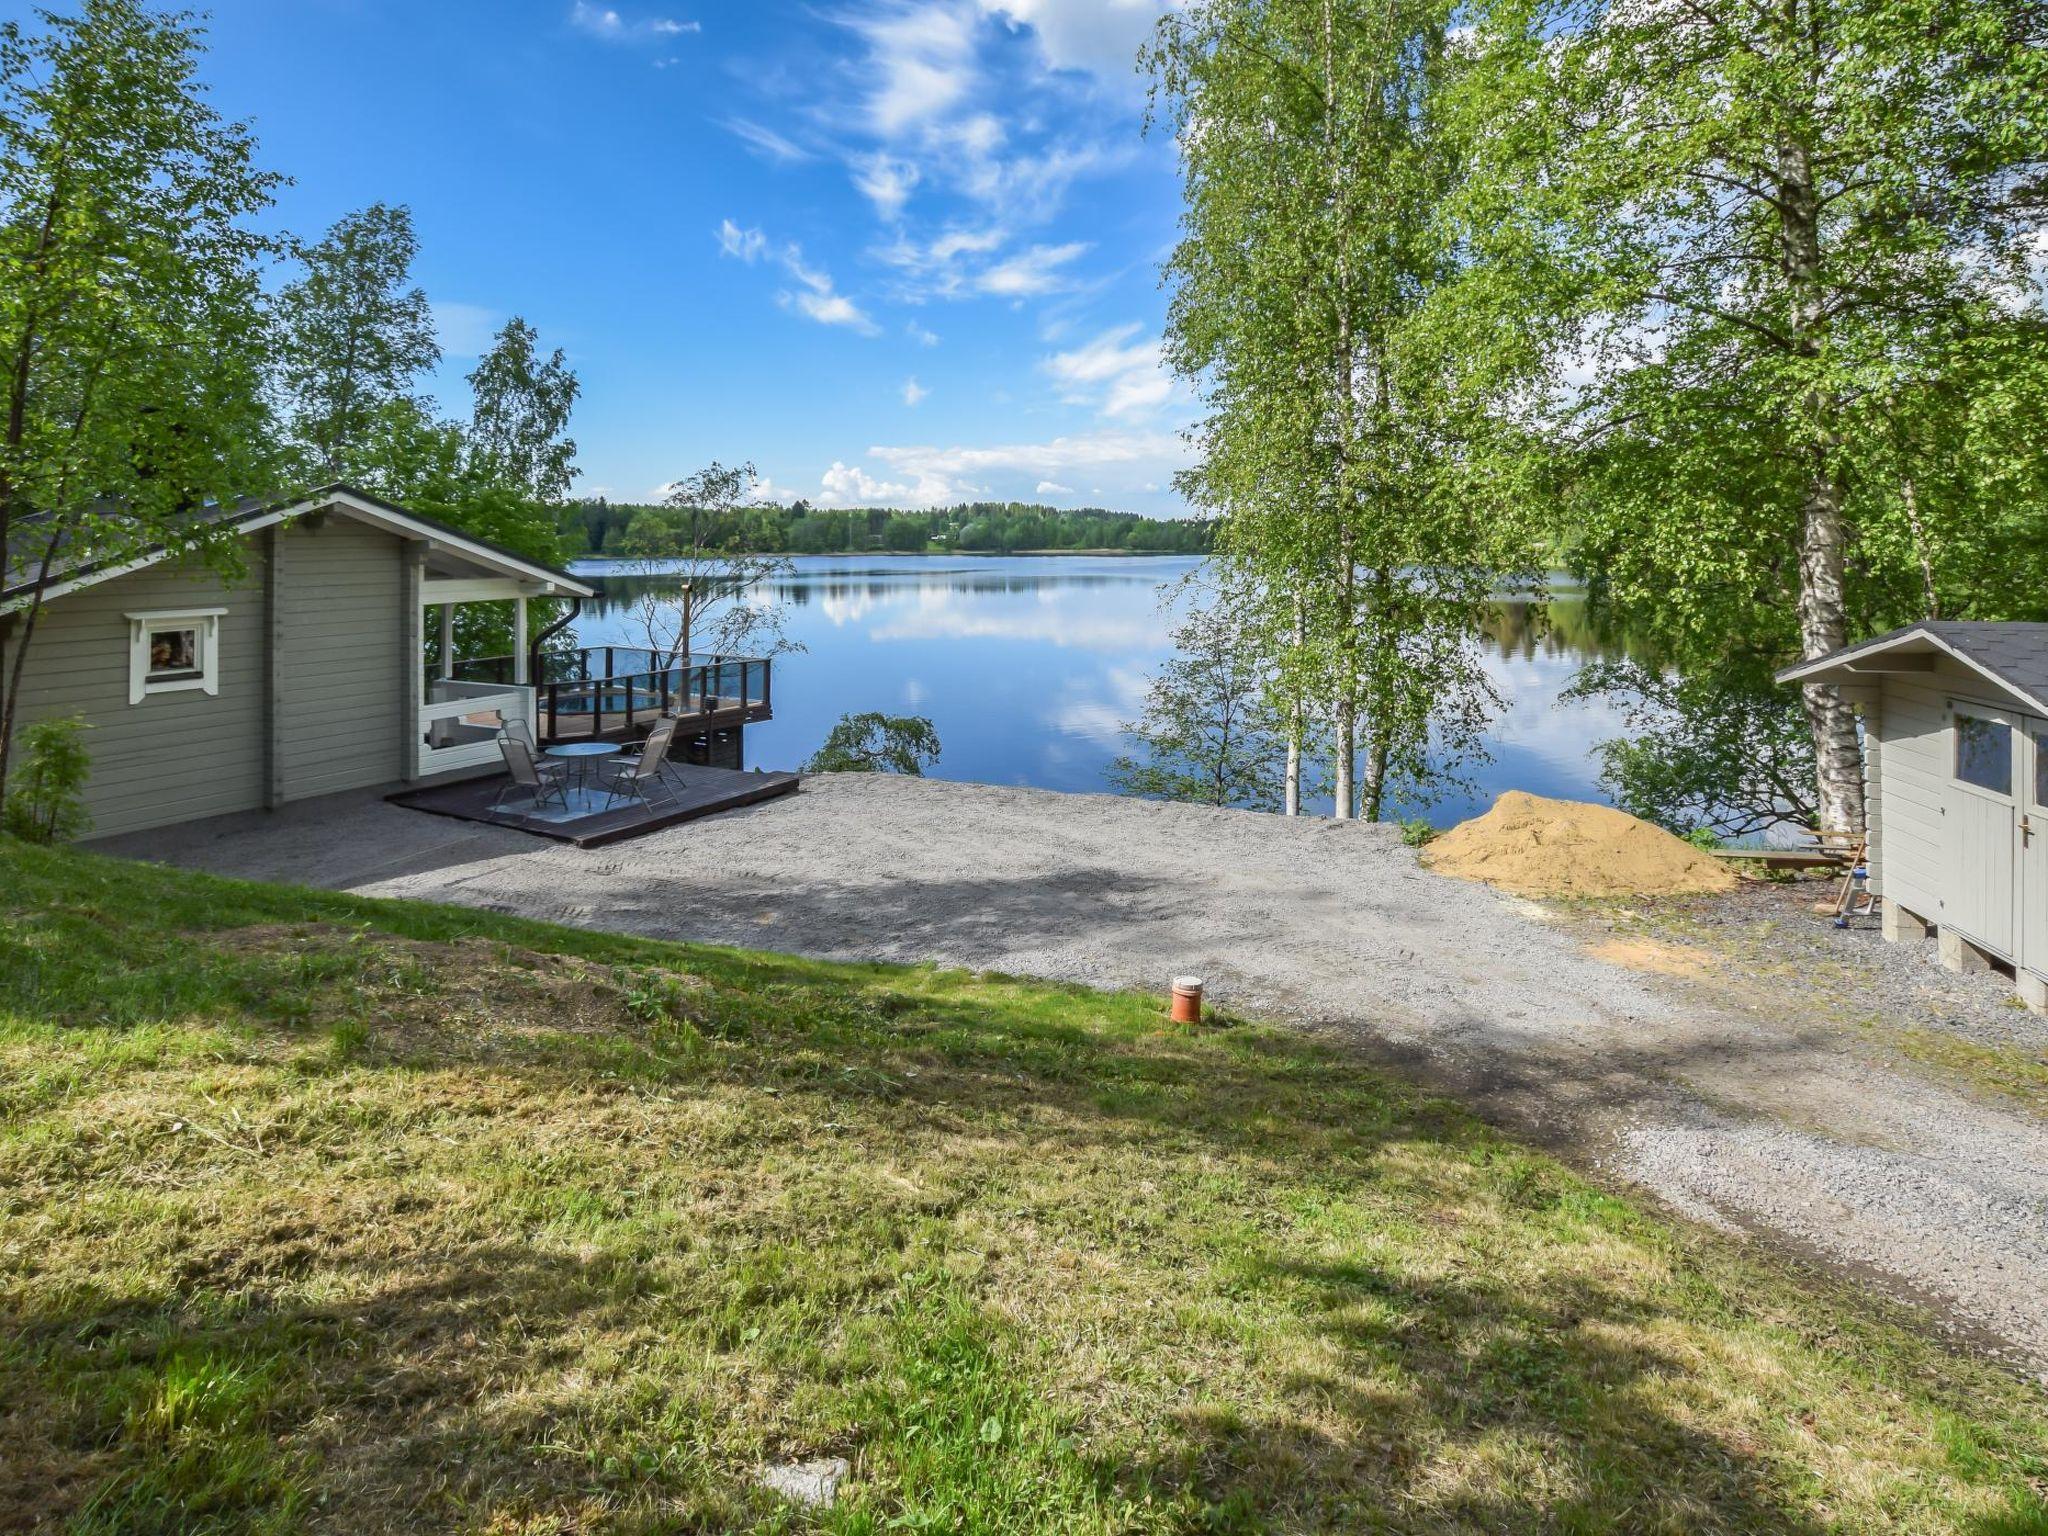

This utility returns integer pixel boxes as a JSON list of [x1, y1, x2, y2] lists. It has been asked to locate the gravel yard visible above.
[[1646, 880, 2048, 1054], [97, 772, 2048, 1378]]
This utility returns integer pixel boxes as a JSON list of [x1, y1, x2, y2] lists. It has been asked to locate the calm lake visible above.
[[565, 554, 1635, 826]]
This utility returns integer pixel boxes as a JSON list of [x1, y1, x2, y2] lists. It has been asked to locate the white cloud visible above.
[[1035, 479, 1073, 494], [875, 225, 1012, 298], [977, 0, 1168, 83], [570, 3, 700, 43], [780, 246, 881, 334], [902, 376, 930, 406], [906, 320, 941, 346], [871, 427, 1187, 482], [724, 118, 812, 163], [807, 1, 1134, 305], [976, 240, 1089, 296], [852, 153, 922, 219], [854, 1, 980, 135], [819, 460, 933, 505], [716, 218, 768, 261], [718, 221, 879, 335], [808, 427, 1188, 507], [1043, 321, 1175, 417], [432, 300, 502, 358]]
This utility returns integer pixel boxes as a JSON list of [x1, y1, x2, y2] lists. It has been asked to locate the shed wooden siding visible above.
[[4, 555, 269, 838], [1867, 657, 2014, 925], [4, 513, 417, 840], [274, 516, 405, 801]]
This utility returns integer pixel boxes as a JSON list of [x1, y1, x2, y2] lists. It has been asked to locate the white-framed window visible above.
[[1952, 707, 2015, 797], [125, 608, 225, 705]]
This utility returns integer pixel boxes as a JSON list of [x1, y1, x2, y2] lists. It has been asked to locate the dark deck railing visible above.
[[443, 647, 771, 744]]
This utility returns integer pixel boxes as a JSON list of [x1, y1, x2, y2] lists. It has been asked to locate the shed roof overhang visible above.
[[1777, 625, 2048, 716]]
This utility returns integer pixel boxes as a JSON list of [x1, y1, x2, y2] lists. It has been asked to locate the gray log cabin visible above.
[[1782, 621, 2048, 1013], [0, 486, 595, 839]]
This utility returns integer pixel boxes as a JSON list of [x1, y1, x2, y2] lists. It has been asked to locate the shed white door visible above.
[[1945, 704, 2020, 961], [2020, 719, 2048, 981]]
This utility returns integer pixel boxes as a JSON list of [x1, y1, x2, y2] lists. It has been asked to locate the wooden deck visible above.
[[387, 764, 799, 847]]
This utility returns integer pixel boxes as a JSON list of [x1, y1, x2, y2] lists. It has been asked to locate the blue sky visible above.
[[69, 0, 1195, 514]]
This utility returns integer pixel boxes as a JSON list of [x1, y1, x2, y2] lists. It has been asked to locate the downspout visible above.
[[529, 597, 581, 688]]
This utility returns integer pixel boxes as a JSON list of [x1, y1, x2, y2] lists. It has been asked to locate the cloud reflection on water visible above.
[[570, 555, 1635, 821]]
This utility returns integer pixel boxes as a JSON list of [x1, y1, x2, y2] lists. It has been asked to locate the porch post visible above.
[[438, 603, 455, 680], [401, 546, 426, 783], [513, 595, 530, 685]]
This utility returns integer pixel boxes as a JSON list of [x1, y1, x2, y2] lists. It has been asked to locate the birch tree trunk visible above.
[[1797, 473, 1866, 833], [1284, 599, 1304, 815], [1324, 0, 1360, 822], [1780, 130, 1866, 834], [1362, 735, 1390, 823]]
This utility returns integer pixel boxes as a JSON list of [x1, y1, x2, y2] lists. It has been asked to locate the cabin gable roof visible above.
[[3, 484, 594, 613]]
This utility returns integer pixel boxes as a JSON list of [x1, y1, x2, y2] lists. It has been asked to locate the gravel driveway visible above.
[[97, 772, 2048, 1377]]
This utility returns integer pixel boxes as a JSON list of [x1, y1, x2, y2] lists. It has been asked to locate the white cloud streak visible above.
[[1042, 321, 1175, 416], [717, 220, 879, 335], [569, 2, 700, 43]]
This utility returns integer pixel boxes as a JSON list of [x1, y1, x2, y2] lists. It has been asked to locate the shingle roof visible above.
[[4, 485, 591, 607], [3, 496, 276, 601], [1779, 621, 2048, 715]]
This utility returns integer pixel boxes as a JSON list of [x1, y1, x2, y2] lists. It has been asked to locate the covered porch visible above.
[[414, 571, 556, 780]]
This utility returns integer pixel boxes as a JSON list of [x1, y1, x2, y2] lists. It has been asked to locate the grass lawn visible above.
[[2, 838, 2045, 1534]]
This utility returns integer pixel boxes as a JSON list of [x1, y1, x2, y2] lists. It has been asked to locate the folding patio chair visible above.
[[492, 734, 573, 815], [599, 721, 679, 812]]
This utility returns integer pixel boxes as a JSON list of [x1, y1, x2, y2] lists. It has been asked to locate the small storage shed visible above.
[[1782, 622, 2048, 1013]]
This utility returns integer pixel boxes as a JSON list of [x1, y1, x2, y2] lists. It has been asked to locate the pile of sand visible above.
[[1420, 790, 1738, 899]]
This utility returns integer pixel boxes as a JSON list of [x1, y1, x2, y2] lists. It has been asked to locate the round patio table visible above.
[[543, 740, 620, 798]]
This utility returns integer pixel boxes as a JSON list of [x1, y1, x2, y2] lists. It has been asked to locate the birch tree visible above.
[[272, 202, 439, 483], [1109, 604, 1294, 810], [0, 0, 281, 810], [1457, 0, 2048, 832], [467, 317, 579, 504], [1150, 0, 1521, 822], [626, 462, 802, 664]]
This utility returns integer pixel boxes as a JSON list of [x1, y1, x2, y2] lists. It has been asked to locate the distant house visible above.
[[0, 486, 594, 839], [1782, 622, 2048, 1013]]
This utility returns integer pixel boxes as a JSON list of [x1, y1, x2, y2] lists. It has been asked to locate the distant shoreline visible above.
[[567, 548, 1205, 568]]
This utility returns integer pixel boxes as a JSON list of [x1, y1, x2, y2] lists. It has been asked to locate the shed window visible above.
[[2036, 729, 2048, 810], [125, 608, 225, 705], [1954, 712, 2012, 796]]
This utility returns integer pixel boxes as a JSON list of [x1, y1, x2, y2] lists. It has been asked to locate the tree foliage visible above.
[[1564, 659, 1817, 839], [1150, 0, 1529, 821], [467, 316, 579, 505], [0, 715, 91, 842], [624, 463, 803, 664], [803, 712, 941, 776], [0, 0, 283, 806], [272, 202, 439, 483], [1452, 0, 2048, 831], [1108, 605, 1292, 811], [571, 498, 1212, 558]]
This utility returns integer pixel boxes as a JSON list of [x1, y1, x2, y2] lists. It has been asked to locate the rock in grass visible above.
[[757, 1456, 850, 1509]]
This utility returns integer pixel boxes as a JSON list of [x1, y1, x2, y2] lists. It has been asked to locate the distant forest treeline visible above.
[[560, 499, 1215, 557]]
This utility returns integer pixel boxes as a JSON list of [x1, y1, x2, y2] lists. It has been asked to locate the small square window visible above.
[[1954, 712, 2012, 796], [126, 608, 224, 704], [147, 626, 201, 682]]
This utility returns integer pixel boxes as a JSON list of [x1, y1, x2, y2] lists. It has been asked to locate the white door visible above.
[[2020, 718, 2048, 981], [1945, 703, 2020, 961]]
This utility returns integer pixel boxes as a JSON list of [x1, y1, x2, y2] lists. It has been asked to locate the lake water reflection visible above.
[[565, 554, 1637, 826]]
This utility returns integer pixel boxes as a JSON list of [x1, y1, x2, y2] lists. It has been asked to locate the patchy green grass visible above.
[[1884, 1028, 2048, 1115], [1, 839, 2045, 1534]]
